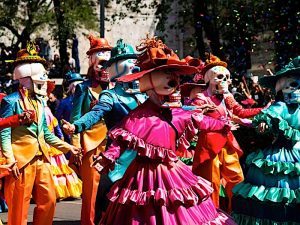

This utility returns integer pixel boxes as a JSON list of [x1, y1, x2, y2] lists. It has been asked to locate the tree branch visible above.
[[0, 20, 21, 39]]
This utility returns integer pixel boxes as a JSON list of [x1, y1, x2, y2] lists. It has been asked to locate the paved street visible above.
[[1, 199, 82, 225]]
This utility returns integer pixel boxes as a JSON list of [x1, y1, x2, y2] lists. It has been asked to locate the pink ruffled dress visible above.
[[99, 100, 237, 225]]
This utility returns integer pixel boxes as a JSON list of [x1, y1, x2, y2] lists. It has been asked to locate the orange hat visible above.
[[86, 34, 112, 55], [201, 53, 227, 75], [14, 42, 47, 67], [118, 36, 199, 82]]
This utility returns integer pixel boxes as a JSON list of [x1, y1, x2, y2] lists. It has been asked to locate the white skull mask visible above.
[[139, 70, 179, 96], [107, 59, 139, 82], [89, 50, 111, 72], [276, 76, 300, 104], [205, 66, 231, 94], [14, 63, 48, 96]]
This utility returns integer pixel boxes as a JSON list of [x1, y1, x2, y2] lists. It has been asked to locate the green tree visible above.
[[0, 0, 97, 75], [107, 0, 299, 75]]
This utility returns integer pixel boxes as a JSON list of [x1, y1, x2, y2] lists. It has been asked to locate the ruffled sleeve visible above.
[[253, 102, 300, 142], [108, 127, 178, 163]]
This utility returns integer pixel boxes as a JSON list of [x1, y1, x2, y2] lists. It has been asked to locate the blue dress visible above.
[[232, 101, 300, 225]]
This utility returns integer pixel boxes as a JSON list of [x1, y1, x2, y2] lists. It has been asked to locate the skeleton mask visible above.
[[107, 59, 140, 82], [276, 76, 300, 104], [205, 66, 231, 94], [89, 50, 111, 82], [139, 70, 179, 96], [161, 91, 182, 108], [14, 63, 48, 96], [139, 70, 180, 107]]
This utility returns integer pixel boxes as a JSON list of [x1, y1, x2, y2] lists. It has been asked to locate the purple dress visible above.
[[100, 100, 236, 225]]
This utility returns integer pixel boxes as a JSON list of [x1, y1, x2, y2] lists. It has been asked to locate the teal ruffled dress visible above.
[[232, 101, 300, 225]]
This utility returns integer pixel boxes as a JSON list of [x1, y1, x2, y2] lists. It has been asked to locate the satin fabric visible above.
[[232, 101, 300, 224], [0, 91, 73, 225], [80, 143, 106, 225], [190, 91, 260, 211], [70, 80, 107, 225], [70, 80, 107, 152], [195, 148, 244, 210], [45, 106, 82, 200], [99, 100, 236, 225], [0, 115, 20, 130], [5, 156, 56, 225], [0, 91, 73, 167]]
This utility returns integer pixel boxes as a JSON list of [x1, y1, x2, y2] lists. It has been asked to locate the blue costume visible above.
[[70, 39, 147, 223], [56, 72, 84, 144]]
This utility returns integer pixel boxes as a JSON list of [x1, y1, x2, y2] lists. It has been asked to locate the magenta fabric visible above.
[[100, 100, 236, 225]]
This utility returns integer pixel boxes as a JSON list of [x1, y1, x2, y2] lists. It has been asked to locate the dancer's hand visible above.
[[62, 119, 76, 135], [19, 110, 35, 125], [0, 161, 16, 173], [257, 122, 268, 133], [11, 162, 20, 180], [264, 100, 274, 110], [199, 104, 216, 114], [70, 146, 83, 166]]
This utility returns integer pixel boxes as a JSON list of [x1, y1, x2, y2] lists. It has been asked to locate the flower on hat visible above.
[[201, 53, 227, 75], [105, 39, 137, 67], [117, 35, 199, 83], [14, 41, 47, 66]]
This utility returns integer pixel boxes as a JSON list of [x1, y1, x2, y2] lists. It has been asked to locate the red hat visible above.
[[201, 53, 227, 75], [117, 36, 199, 82], [180, 82, 206, 98], [86, 34, 112, 55], [47, 80, 56, 96]]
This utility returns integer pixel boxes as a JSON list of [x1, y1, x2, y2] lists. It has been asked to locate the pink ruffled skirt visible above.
[[100, 158, 236, 225]]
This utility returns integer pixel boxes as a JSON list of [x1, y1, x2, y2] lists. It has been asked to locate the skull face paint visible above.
[[276, 76, 300, 104], [205, 66, 231, 94]]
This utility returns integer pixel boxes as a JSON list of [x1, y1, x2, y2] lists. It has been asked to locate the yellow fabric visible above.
[[55, 181, 82, 199], [192, 148, 244, 211], [51, 164, 74, 176], [88, 85, 102, 100], [6, 98, 71, 168], [81, 120, 107, 153], [5, 156, 56, 225]]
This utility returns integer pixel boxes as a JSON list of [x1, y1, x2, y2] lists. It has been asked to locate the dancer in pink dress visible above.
[[93, 36, 237, 225]]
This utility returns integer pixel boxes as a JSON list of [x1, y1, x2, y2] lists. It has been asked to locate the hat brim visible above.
[[117, 64, 199, 82], [259, 68, 300, 89], [202, 61, 227, 75], [105, 54, 137, 67], [180, 83, 206, 97], [86, 47, 112, 55], [14, 57, 48, 67]]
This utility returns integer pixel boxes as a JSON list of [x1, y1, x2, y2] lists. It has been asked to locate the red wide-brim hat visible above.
[[180, 82, 206, 98], [118, 64, 198, 82]]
